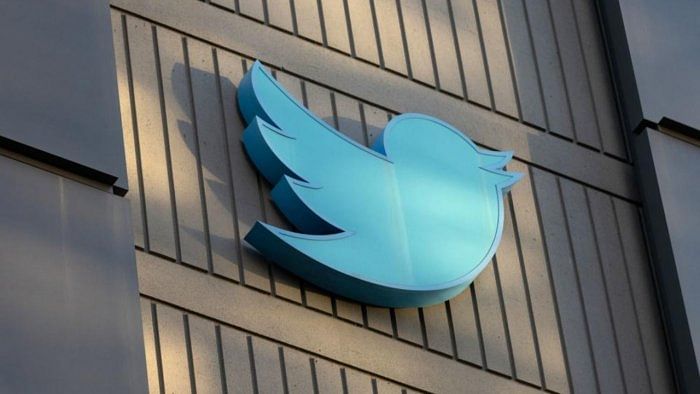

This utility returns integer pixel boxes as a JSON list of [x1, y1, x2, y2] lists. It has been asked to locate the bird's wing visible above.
[[238, 61, 394, 234]]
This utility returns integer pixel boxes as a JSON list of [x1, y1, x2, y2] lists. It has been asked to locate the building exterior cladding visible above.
[[106, 0, 674, 392]]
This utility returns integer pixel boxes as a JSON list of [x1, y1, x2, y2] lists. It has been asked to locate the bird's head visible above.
[[373, 113, 522, 193]]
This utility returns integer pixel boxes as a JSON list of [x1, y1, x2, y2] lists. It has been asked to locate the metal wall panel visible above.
[[0, 0, 128, 191], [109, 1, 672, 392], [0, 154, 146, 393]]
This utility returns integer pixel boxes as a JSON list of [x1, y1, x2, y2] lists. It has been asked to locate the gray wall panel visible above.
[[156, 27, 209, 270], [474, 0, 518, 117], [614, 200, 675, 394], [126, 17, 177, 257], [501, 0, 546, 128], [425, 0, 464, 96], [532, 168, 596, 392], [321, 0, 352, 54], [0, 0, 127, 190], [347, 0, 381, 64], [113, 12, 146, 247], [0, 155, 146, 393], [294, 0, 324, 43], [524, 0, 574, 140], [268, 0, 295, 33], [571, 0, 627, 159], [188, 38, 240, 275], [374, 0, 409, 75], [496, 196, 540, 386], [548, 0, 601, 149], [450, 288, 483, 366], [560, 179, 625, 393], [109, 4, 672, 392], [474, 260, 512, 376], [400, 0, 435, 86], [510, 161, 568, 393]]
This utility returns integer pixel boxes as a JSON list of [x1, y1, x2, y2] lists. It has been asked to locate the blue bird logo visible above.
[[238, 61, 522, 307]]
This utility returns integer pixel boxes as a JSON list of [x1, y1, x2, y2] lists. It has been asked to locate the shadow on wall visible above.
[[169, 62, 383, 262]]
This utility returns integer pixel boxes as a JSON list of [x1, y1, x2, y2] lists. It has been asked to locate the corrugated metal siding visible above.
[[110, 1, 673, 392]]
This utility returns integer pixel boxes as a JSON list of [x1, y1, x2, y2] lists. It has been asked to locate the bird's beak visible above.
[[480, 167, 523, 192], [478, 150, 513, 170]]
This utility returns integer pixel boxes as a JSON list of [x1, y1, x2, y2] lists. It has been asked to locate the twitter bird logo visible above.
[[238, 61, 522, 307]]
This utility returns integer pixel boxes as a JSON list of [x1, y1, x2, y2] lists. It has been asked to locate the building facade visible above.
[[1, 0, 698, 393]]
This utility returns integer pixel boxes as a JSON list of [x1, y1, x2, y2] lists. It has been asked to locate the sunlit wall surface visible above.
[[109, 0, 674, 392]]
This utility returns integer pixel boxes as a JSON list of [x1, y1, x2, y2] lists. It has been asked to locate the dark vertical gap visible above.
[[331, 296, 339, 318], [122, 14, 150, 251], [183, 314, 197, 394], [569, 0, 605, 153], [521, 0, 551, 132], [369, 0, 385, 68], [371, 378, 379, 393], [151, 25, 182, 264], [389, 308, 399, 339], [545, 0, 578, 142], [492, 256, 517, 377], [358, 103, 370, 147], [444, 300, 459, 360], [340, 368, 349, 394], [257, 168, 275, 294], [329, 91, 340, 129], [237, 58, 250, 285], [151, 303, 166, 394], [279, 346, 290, 394], [528, 166, 573, 392], [234, 0, 241, 14], [343, 0, 357, 57], [584, 188, 628, 393], [470, 284, 487, 368], [361, 305, 369, 328], [247, 336, 259, 394], [300, 281, 309, 307], [507, 191, 546, 387], [418, 308, 428, 350], [557, 177, 601, 393], [611, 198, 654, 390], [446, 0, 469, 99], [290, 0, 299, 36], [472, 0, 496, 110], [262, 0, 270, 25], [421, 0, 441, 90], [496, 0, 523, 121], [212, 48, 245, 282], [317, 0, 329, 47], [309, 358, 320, 394], [395, 0, 414, 79], [215, 325, 229, 394], [182, 37, 214, 273]]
